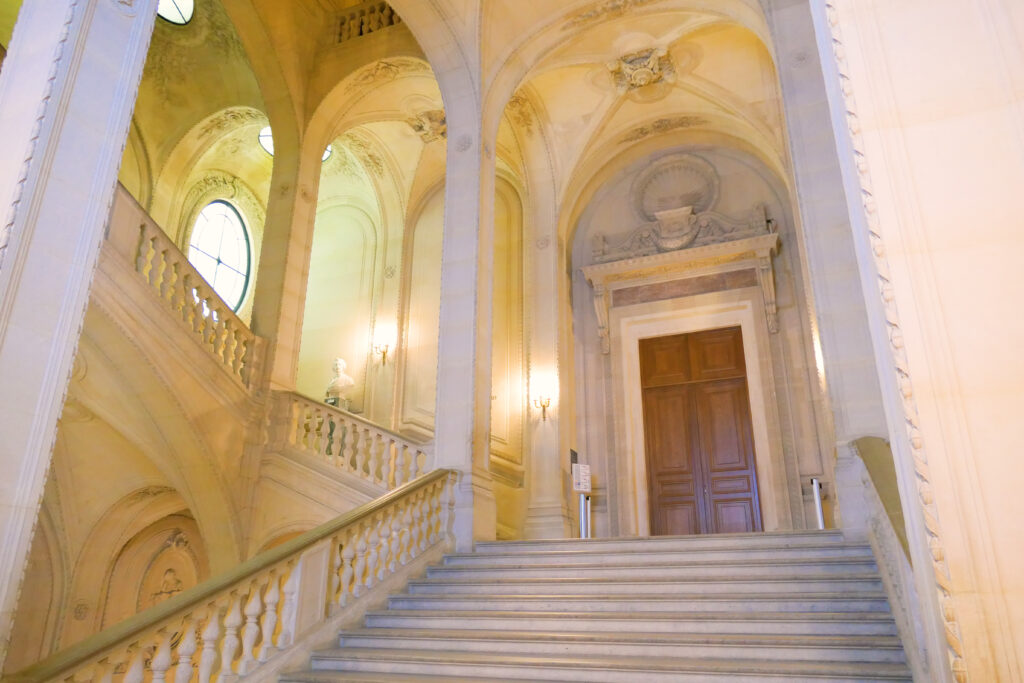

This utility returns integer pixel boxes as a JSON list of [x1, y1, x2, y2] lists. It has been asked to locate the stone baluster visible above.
[[279, 566, 299, 646], [198, 607, 221, 683], [136, 230, 154, 276], [239, 581, 262, 674], [372, 432, 386, 484], [399, 498, 414, 564], [93, 659, 115, 683], [151, 630, 174, 682], [408, 490, 423, 555], [378, 510, 395, 579], [259, 572, 280, 662], [355, 427, 370, 477], [341, 418, 357, 472], [364, 521, 379, 589], [124, 646, 146, 683], [339, 531, 356, 606], [429, 484, 442, 544], [175, 619, 199, 683], [352, 523, 370, 597]]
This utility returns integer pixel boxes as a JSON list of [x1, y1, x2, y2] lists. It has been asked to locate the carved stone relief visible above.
[[607, 48, 675, 92], [406, 109, 447, 143], [505, 94, 534, 134], [352, 58, 430, 88], [563, 0, 660, 30], [621, 115, 708, 143]]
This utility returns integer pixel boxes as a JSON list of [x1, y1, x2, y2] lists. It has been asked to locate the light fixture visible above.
[[374, 343, 390, 365], [322, 145, 333, 162], [533, 396, 552, 421]]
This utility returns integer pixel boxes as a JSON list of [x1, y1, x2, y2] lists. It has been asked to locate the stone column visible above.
[[432, 103, 498, 550], [248, 133, 322, 390], [523, 211, 572, 539], [0, 0, 157, 667]]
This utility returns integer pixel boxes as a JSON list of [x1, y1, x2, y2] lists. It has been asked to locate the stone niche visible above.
[[572, 147, 827, 538]]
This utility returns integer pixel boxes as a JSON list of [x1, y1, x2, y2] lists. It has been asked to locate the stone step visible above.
[[473, 530, 847, 554], [444, 543, 873, 566], [301, 647, 912, 681], [363, 609, 900, 636], [426, 556, 877, 581], [335, 628, 908, 664], [386, 592, 892, 614], [406, 574, 885, 595]]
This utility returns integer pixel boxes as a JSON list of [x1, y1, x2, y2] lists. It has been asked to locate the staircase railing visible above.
[[273, 391, 432, 490], [5, 469, 457, 683], [106, 185, 262, 388]]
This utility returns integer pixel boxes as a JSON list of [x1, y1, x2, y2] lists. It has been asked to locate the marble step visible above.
[[406, 574, 885, 595], [336, 628, 908, 664], [363, 609, 900, 636], [444, 544, 873, 566], [300, 648, 912, 681], [426, 556, 877, 580], [473, 530, 847, 554], [386, 592, 892, 614]]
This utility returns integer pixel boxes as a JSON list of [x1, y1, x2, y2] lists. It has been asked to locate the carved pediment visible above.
[[591, 204, 772, 264]]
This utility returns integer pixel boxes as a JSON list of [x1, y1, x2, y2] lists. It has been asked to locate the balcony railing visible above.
[[106, 186, 262, 388], [274, 391, 432, 489], [337, 1, 402, 42], [6, 469, 457, 683]]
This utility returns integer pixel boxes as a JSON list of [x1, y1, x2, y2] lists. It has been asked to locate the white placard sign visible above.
[[572, 463, 592, 493]]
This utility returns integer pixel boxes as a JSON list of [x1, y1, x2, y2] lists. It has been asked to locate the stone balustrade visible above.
[[6, 469, 457, 683], [337, 0, 401, 42], [275, 391, 432, 490], [133, 218, 261, 387]]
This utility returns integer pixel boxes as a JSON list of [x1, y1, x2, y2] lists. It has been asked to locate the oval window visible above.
[[157, 0, 195, 25], [187, 201, 251, 311]]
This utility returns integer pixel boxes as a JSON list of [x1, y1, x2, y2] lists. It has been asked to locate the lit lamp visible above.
[[372, 320, 397, 366], [533, 396, 551, 421]]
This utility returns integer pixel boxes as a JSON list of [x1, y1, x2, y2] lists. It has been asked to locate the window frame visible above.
[[186, 199, 252, 313]]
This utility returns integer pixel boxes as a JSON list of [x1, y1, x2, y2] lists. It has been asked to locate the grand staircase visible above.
[[283, 530, 912, 682]]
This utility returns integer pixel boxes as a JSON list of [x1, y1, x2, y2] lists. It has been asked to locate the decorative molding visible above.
[[406, 109, 447, 143], [563, 0, 660, 30], [620, 115, 708, 143], [0, 1, 78, 278], [340, 132, 385, 177], [196, 108, 263, 140], [607, 47, 675, 92], [351, 57, 429, 88], [582, 233, 780, 353], [592, 205, 771, 264], [505, 94, 534, 134], [822, 3, 966, 679], [633, 152, 719, 220]]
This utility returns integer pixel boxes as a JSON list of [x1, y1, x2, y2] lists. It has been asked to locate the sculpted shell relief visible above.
[[590, 153, 776, 265]]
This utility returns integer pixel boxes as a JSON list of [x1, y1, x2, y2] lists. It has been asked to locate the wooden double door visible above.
[[640, 327, 763, 536]]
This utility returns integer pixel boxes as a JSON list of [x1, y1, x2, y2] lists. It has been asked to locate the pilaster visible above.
[[0, 0, 158, 667]]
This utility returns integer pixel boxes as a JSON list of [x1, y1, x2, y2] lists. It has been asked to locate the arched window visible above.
[[187, 201, 251, 311], [157, 0, 194, 25]]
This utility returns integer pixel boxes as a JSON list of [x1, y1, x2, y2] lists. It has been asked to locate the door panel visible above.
[[694, 377, 762, 534], [642, 384, 703, 536], [640, 333, 692, 387], [687, 327, 746, 382], [640, 327, 762, 536]]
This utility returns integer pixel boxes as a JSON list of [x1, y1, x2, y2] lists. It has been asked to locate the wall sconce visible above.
[[533, 396, 551, 421], [373, 343, 390, 365]]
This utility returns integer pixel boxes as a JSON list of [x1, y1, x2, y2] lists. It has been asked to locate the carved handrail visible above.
[[6, 469, 457, 683], [274, 391, 433, 489], [337, 0, 401, 42], [132, 214, 261, 387]]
